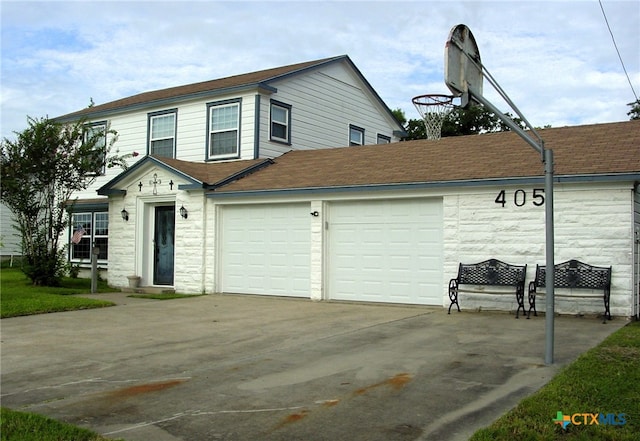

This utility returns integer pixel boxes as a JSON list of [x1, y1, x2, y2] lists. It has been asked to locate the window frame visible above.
[[349, 125, 365, 146], [147, 109, 177, 158], [69, 210, 109, 265], [377, 134, 391, 144], [206, 99, 241, 160], [83, 121, 107, 176], [270, 100, 292, 145]]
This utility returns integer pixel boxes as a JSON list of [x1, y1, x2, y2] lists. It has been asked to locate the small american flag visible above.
[[71, 225, 86, 244]]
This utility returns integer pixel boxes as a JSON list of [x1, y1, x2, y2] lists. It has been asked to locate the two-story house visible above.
[[55, 55, 405, 291], [56, 55, 640, 320]]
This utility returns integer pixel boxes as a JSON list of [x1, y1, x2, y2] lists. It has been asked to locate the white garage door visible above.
[[220, 203, 310, 297], [329, 198, 443, 305]]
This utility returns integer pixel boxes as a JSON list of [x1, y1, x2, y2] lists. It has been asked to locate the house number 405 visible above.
[[495, 189, 545, 207]]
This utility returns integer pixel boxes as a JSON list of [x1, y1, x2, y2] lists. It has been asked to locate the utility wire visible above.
[[598, 0, 639, 102]]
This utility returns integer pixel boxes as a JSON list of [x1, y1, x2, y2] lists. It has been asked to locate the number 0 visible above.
[[514, 189, 526, 207]]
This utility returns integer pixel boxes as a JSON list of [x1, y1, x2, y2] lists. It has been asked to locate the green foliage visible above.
[[402, 104, 528, 140], [0, 407, 122, 441], [0, 267, 113, 318], [0, 115, 131, 286], [627, 99, 640, 120], [470, 322, 640, 441]]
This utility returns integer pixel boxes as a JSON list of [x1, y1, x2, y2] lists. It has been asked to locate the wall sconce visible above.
[[179, 205, 188, 219], [310, 211, 319, 217], [121, 208, 129, 221]]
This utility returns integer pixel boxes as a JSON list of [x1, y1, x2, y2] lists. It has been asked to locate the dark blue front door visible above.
[[154, 206, 175, 285]]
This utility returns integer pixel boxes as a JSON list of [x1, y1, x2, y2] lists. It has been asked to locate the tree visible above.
[[396, 105, 528, 140], [627, 99, 640, 120], [0, 116, 133, 285]]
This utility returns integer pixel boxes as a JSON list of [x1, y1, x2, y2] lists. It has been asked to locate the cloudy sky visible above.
[[1, 1, 638, 140]]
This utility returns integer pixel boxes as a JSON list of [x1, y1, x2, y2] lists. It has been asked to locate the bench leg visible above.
[[527, 293, 537, 319], [603, 293, 612, 324], [448, 289, 460, 314], [515, 289, 525, 318]]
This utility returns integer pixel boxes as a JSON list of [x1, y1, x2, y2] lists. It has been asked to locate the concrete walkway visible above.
[[0, 293, 625, 441]]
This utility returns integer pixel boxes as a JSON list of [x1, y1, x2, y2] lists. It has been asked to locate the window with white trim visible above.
[[377, 134, 391, 144], [270, 101, 291, 144], [83, 122, 107, 175], [208, 100, 240, 159], [70, 212, 108, 263], [349, 125, 365, 146], [148, 110, 176, 158]]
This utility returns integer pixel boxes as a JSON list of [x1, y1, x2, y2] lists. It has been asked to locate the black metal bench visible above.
[[527, 259, 612, 323], [448, 259, 528, 318]]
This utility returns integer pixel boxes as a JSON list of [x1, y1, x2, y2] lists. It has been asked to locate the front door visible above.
[[154, 206, 175, 285]]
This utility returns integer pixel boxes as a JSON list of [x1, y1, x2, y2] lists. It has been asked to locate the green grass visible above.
[[0, 267, 115, 318], [0, 407, 123, 441], [470, 321, 640, 441]]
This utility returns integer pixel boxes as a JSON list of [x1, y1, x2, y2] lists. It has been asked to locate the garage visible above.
[[328, 198, 443, 305], [219, 203, 311, 297]]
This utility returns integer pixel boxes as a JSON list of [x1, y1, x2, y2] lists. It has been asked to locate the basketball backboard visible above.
[[444, 24, 483, 106]]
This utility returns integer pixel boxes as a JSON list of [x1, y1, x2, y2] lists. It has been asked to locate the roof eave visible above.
[[56, 83, 278, 123], [207, 172, 640, 199]]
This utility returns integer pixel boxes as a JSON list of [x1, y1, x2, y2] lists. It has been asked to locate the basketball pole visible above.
[[466, 88, 556, 365]]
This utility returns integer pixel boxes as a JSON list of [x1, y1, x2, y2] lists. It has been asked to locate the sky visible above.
[[1, 0, 639, 140]]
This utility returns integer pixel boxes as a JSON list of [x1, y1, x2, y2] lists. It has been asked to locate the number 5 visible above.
[[533, 188, 545, 206]]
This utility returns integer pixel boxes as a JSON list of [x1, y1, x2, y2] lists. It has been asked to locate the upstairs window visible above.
[[377, 134, 391, 144], [83, 122, 107, 175], [208, 100, 240, 159], [349, 125, 365, 146], [270, 101, 291, 144], [148, 110, 176, 158]]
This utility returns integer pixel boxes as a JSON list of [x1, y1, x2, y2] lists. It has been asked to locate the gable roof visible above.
[[57, 55, 368, 121], [97, 155, 271, 195], [210, 120, 640, 195]]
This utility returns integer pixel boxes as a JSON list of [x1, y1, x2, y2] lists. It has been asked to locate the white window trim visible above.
[[70, 211, 108, 265], [207, 100, 241, 160], [148, 110, 177, 158], [349, 125, 365, 146], [83, 122, 107, 176], [270, 100, 291, 144]]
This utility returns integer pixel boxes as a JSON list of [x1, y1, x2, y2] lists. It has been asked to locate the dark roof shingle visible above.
[[214, 120, 640, 192], [58, 56, 346, 120]]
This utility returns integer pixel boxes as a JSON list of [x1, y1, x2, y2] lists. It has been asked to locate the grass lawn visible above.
[[470, 320, 640, 440], [0, 267, 115, 318], [0, 407, 123, 441]]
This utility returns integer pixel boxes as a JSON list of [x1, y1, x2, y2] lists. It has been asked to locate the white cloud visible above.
[[2, 1, 638, 139]]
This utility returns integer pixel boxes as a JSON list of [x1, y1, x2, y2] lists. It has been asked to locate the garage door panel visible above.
[[221, 204, 310, 297], [329, 199, 443, 305]]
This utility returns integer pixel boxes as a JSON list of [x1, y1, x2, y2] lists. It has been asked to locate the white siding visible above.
[[633, 187, 640, 317], [0, 203, 21, 256], [258, 63, 401, 157]]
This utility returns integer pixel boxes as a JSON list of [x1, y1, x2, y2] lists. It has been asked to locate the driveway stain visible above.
[[354, 373, 412, 395]]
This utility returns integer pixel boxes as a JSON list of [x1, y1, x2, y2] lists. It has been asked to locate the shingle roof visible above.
[[57, 56, 347, 120], [152, 156, 271, 187], [213, 120, 640, 193]]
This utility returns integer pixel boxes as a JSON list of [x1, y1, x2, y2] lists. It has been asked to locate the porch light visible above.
[[179, 205, 188, 219], [121, 208, 129, 221]]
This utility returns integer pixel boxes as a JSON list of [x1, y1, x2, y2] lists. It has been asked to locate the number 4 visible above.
[[495, 190, 507, 207]]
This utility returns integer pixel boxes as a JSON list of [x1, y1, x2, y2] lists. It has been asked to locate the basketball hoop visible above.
[[412, 94, 455, 140]]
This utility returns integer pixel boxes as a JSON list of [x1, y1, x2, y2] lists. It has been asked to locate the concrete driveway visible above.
[[0, 293, 625, 441]]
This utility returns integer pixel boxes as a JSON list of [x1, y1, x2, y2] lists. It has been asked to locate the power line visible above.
[[598, 0, 639, 102]]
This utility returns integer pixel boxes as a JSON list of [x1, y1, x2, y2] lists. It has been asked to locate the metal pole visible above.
[[544, 149, 555, 365], [91, 245, 99, 294]]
